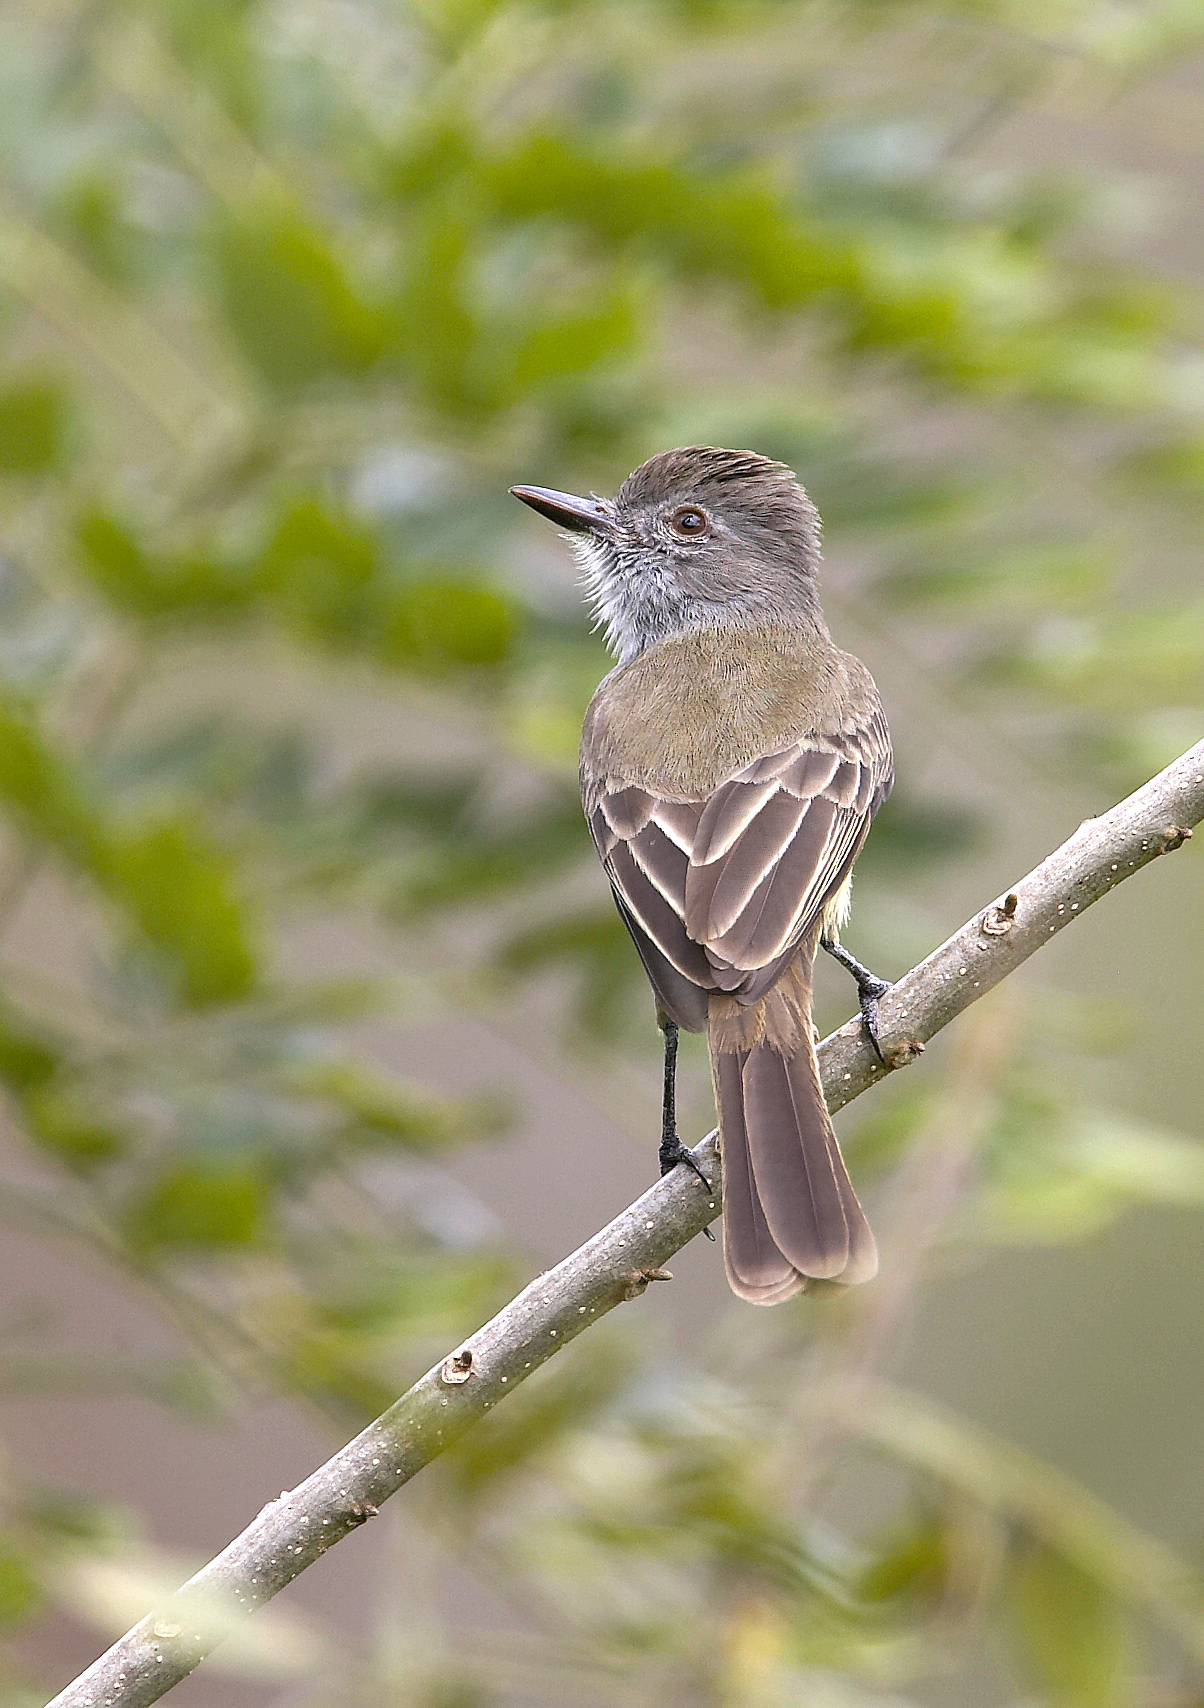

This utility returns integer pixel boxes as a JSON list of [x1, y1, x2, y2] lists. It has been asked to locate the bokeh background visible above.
[[0, 2, 1203, 1704]]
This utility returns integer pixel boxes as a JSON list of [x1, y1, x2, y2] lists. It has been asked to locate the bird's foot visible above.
[[660, 1128, 711, 1186], [820, 938, 892, 1066], [856, 977, 891, 1065], [659, 1130, 716, 1239]]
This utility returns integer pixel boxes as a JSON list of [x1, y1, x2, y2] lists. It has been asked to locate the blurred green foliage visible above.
[[0, 0, 1200, 1704]]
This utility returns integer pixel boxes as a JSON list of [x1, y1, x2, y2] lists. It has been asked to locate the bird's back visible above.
[[580, 620, 874, 807]]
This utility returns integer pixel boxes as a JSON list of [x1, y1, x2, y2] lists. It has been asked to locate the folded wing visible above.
[[587, 707, 892, 1020]]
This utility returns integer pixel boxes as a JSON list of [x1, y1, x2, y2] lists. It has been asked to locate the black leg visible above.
[[820, 937, 891, 1064], [657, 1020, 714, 1210], [660, 1017, 679, 1165]]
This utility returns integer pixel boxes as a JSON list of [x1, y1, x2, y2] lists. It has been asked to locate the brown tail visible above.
[[709, 959, 878, 1304]]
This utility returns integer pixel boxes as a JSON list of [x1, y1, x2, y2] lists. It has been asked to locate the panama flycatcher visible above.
[[511, 447, 893, 1303]]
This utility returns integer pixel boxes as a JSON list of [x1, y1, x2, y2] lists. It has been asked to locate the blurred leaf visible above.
[[0, 698, 257, 1004], [213, 203, 391, 390], [855, 792, 982, 872], [1059, 706, 1204, 796], [156, 0, 263, 133], [23, 1488, 131, 1550], [124, 1161, 272, 1251], [972, 1106, 1204, 1244], [24, 1087, 125, 1169], [76, 512, 257, 623], [844, 1085, 933, 1179], [0, 1353, 229, 1421], [378, 579, 515, 671], [481, 133, 850, 308], [54, 173, 140, 290], [505, 289, 639, 394], [863, 1383, 1204, 1665], [395, 788, 589, 914], [0, 694, 106, 869], [259, 496, 378, 642], [57, 1543, 330, 1678], [290, 1059, 476, 1151], [477, 133, 1165, 400], [0, 1538, 42, 1629], [814, 461, 971, 531], [0, 1001, 60, 1093], [1118, 433, 1204, 502], [977, 606, 1204, 706], [0, 375, 70, 477], [391, 205, 484, 414], [498, 906, 645, 1036], [1006, 1541, 1129, 1708], [880, 544, 1112, 612], [856, 1512, 949, 1614], [106, 818, 257, 1005]]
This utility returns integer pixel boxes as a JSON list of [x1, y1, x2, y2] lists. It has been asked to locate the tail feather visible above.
[[713, 1021, 877, 1301], [828, 1130, 879, 1285], [743, 1040, 849, 1278], [713, 1052, 804, 1302]]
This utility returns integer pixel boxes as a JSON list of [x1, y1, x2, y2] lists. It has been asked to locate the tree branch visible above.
[[45, 739, 1204, 1708]]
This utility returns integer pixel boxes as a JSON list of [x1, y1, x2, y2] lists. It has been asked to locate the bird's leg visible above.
[[657, 1018, 712, 1199], [820, 937, 891, 1065]]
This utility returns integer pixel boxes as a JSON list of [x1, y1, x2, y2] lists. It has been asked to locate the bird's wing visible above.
[[587, 702, 892, 1017]]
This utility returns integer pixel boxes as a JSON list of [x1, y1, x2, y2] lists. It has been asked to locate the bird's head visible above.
[[511, 446, 824, 663]]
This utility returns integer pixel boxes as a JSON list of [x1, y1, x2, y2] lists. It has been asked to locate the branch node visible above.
[[619, 1267, 673, 1300], [981, 893, 1018, 935], [1160, 824, 1193, 852], [440, 1348, 474, 1385], [881, 1036, 925, 1069], [345, 1502, 378, 1525]]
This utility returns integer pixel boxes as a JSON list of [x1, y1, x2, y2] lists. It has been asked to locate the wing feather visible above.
[[698, 790, 813, 938], [776, 748, 842, 797], [588, 700, 891, 1017], [825, 759, 862, 810], [693, 779, 781, 864], [735, 745, 806, 785], [706, 803, 849, 968], [627, 821, 690, 916], [649, 799, 702, 853], [600, 786, 656, 840], [606, 841, 712, 984]]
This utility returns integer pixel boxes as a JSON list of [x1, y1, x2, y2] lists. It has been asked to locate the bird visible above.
[[511, 447, 893, 1302]]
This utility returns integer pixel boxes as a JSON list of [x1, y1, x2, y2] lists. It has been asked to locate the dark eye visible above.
[[670, 506, 708, 537]]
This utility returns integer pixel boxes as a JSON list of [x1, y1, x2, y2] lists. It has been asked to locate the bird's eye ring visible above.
[[669, 506, 708, 537]]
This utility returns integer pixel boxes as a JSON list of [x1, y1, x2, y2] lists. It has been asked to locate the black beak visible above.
[[510, 484, 617, 537]]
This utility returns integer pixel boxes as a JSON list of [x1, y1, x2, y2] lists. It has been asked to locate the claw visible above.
[[659, 1131, 717, 1239], [821, 937, 892, 1066], [660, 1130, 711, 1189], [858, 980, 890, 1065]]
